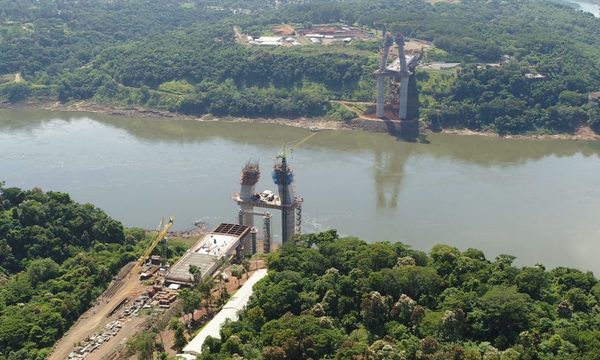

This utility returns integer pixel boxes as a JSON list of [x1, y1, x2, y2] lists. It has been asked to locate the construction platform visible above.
[[233, 191, 302, 210], [384, 54, 419, 73], [164, 223, 250, 286]]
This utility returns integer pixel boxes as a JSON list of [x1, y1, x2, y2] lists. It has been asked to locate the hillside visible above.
[[198, 230, 600, 359], [0, 0, 599, 134], [0, 184, 142, 359]]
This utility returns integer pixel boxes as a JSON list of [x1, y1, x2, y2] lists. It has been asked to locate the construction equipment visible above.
[[135, 216, 174, 273]]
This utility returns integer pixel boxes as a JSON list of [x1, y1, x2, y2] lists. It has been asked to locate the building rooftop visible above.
[[213, 223, 248, 237], [165, 223, 250, 285]]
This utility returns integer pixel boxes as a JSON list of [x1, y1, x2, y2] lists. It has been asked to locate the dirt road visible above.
[[233, 26, 248, 44], [86, 316, 145, 360], [48, 263, 146, 360]]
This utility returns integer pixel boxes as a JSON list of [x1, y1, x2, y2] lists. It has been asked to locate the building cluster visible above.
[[249, 36, 299, 46], [296, 25, 374, 42], [247, 25, 374, 46]]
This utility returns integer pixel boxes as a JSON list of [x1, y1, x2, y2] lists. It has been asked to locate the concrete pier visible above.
[[239, 162, 260, 228], [376, 76, 385, 118]]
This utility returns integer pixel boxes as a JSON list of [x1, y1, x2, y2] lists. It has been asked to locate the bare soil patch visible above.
[[48, 262, 147, 360], [272, 24, 295, 36]]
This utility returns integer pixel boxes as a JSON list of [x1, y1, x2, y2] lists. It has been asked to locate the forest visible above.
[[0, 183, 142, 360], [1, 188, 600, 359], [0, 0, 599, 133], [198, 230, 600, 360]]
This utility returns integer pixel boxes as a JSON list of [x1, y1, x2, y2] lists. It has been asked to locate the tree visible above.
[[558, 91, 587, 106], [242, 258, 251, 279], [515, 266, 549, 300], [588, 106, 600, 133], [26, 258, 60, 285], [474, 286, 533, 346], [231, 265, 244, 287], [4, 83, 31, 103], [126, 331, 156, 360], [169, 318, 187, 352], [189, 264, 202, 287], [360, 291, 389, 335], [178, 288, 201, 327], [263, 346, 286, 360], [0, 185, 130, 358], [429, 244, 460, 278]]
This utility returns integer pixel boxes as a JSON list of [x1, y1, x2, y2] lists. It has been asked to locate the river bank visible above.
[[2, 99, 599, 141], [0, 99, 348, 131], [441, 126, 600, 141]]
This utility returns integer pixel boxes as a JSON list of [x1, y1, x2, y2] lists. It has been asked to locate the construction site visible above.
[[361, 31, 422, 139], [47, 25, 423, 358], [48, 151, 304, 360], [238, 23, 375, 46]]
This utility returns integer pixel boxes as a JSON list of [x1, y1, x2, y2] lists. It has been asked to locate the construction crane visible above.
[[135, 216, 174, 273]]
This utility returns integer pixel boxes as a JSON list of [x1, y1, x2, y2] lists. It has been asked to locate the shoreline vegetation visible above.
[[2, 99, 600, 141], [2, 1, 600, 139]]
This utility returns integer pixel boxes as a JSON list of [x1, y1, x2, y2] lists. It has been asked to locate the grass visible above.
[[416, 67, 459, 110], [158, 80, 195, 95], [0, 74, 14, 84], [168, 236, 201, 250]]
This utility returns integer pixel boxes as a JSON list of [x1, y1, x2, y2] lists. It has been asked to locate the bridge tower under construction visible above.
[[234, 154, 303, 250], [374, 31, 420, 139], [239, 161, 260, 228], [272, 152, 297, 244]]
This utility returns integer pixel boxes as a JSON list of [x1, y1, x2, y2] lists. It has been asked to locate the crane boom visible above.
[[136, 216, 174, 271]]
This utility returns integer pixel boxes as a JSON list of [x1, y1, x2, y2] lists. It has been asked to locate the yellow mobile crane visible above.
[[135, 216, 174, 275]]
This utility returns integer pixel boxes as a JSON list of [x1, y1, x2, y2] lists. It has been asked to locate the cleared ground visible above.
[[48, 262, 147, 360], [233, 26, 248, 44], [272, 24, 295, 36]]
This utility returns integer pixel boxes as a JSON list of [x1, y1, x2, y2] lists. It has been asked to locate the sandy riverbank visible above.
[[0, 99, 349, 131], [2, 99, 599, 141], [441, 125, 600, 141]]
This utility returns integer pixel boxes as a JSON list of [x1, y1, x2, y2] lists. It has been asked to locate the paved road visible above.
[[183, 268, 268, 355]]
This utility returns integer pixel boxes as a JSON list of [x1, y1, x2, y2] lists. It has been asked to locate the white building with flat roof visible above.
[[164, 224, 250, 286]]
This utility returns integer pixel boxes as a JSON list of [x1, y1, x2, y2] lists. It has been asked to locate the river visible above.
[[2, 109, 600, 273], [571, 0, 600, 17]]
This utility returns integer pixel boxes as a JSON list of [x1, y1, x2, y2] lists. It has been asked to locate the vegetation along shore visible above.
[[1, 0, 600, 137]]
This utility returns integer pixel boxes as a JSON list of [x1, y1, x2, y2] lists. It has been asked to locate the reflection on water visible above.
[[374, 142, 412, 209], [2, 109, 600, 273]]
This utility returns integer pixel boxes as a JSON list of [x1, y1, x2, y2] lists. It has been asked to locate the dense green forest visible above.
[[199, 230, 600, 359], [0, 0, 599, 134], [0, 183, 142, 360]]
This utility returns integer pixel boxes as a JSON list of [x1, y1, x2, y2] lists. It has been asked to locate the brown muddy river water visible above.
[[2, 109, 600, 273]]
